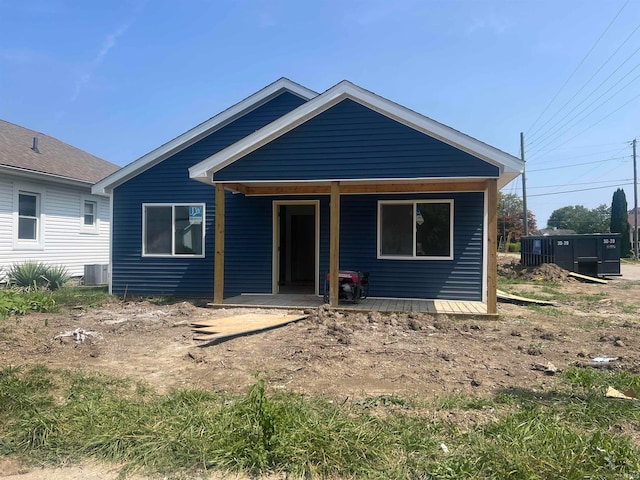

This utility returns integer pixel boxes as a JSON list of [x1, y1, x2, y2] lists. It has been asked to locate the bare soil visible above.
[[2, 257, 640, 479]]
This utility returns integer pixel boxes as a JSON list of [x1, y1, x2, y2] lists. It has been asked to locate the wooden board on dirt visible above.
[[497, 289, 556, 306], [192, 313, 306, 343], [567, 271, 608, 284]]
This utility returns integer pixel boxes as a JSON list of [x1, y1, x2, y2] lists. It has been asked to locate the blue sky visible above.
[[1, 0, 639, 226]]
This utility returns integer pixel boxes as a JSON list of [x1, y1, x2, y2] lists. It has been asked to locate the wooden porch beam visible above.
[[329, 181, 340, 307], [237, 180, 488, 196], [214, 183, 225, 304], [486, 178, 498, 314]]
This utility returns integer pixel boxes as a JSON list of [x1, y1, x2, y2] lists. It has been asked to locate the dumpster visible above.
[[520, 234, 621, 277]]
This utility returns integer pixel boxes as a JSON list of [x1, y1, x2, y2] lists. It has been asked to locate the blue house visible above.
[[93, 79, 523, 314]]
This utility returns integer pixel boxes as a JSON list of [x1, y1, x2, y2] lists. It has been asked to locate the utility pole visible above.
[[521, 132, 528, 237], [634, 138, 638, 259]]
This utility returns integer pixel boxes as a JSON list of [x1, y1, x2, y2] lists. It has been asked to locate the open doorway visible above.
[[273, 201, 319, 295]]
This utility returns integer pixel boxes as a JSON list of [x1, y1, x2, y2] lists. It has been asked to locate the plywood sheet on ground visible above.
[[192, 313, 306, 343]]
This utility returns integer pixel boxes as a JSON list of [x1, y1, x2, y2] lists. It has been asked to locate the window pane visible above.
[[84, 201, 96, 226], [19, 193, 37, 217], [380, 204, 413, 255], [18, 218, 37, 240], [416, 202, 451, 257], [174, 206, 203, 255], [145, 206, 172, 254]]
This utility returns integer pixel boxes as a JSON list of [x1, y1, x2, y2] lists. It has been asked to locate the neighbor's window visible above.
[[84, 200, 97, 226], [378, 200, 453, 259], [143, 204, 204, 256], [18, 192, 40, 241]]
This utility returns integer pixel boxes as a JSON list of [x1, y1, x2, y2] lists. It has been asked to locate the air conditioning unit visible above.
[[84, 264, 109, 285]]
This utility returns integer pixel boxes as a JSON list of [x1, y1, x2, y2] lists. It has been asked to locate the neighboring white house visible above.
[[0, 119, 120, 280]]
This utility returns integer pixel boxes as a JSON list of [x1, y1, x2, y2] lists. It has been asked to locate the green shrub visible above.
[[43, 265, 71, 291], [508, 242, 521, 253], [6, 262, 70, 291]]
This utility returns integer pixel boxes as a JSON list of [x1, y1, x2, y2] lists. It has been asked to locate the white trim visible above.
[[108, 193, 114, 294], [377, 199, 454, 261], [189, 80, 523, 189], [482, 189, 488, 303], [272, 200, 320, 295], [141, 203, 206, 258], [80, 195, 99, 234], [93, 78, 318, 195], [13, 182, 45, 250]]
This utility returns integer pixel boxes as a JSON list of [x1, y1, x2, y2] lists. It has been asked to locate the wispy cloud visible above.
[[466, 14, 512, 36], [71, 1, 147, 102]]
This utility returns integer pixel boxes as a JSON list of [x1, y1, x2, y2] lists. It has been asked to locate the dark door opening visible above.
[[277, 204, 316, 294]]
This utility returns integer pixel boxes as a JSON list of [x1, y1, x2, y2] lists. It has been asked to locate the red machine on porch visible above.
[[323, 270, 370, 303]]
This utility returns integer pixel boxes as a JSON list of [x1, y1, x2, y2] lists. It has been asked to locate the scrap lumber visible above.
[[496, 289, 556, 306], [567, 272, 608, 284]]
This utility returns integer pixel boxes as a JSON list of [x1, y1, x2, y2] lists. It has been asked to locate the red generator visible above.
[[323, 271, 370, 303]]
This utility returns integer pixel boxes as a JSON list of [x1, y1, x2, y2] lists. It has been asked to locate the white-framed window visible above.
[[80, 196, 99, 233], [142, 203, 205, 257], [377, 200, 454, 260], [14, 185, 45, 249]]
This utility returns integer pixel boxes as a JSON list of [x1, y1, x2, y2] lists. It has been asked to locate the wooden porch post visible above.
[[487, 178, 498, 314], [329, 181, 340, 307], [214, 183, 225, 304]]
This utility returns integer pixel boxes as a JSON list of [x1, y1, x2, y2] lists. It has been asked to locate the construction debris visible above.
[[54, 328, 101, 343]]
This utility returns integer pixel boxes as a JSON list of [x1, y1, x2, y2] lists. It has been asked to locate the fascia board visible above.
[[1, 165, 95, 191], [92, 78, 318, 195], [189, 80, 523, 182]]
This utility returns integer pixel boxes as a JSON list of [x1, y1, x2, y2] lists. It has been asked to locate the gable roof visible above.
[[189, 80, 523, 189], [92, 78, 318, 195], [0, 119, 119, 185]]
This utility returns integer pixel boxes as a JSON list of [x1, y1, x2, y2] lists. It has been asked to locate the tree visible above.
[[547, 204, 610, 234], [498, 192, 537, 240], [610, 188, 631, 257]]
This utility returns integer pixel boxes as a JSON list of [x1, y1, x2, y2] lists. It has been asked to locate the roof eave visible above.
[[189, 80, 524, 183], [93, 78, 318, 195], [1, 164, 100, 191]]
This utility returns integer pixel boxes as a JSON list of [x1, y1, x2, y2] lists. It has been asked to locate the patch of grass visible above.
[[437, 394, 495, 411], [2, 366, 640, 479], [526, 304, 565, 317], [50, 286, 110, 309], [617, 302, 638, 314]]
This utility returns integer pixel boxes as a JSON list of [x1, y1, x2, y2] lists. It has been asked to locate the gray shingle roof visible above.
[[0, 119, 120, 184]]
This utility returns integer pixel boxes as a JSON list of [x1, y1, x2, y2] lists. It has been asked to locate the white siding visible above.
[[0, 173, 111, 280]]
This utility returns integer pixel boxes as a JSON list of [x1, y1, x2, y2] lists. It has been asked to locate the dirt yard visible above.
[[2, 257, 640, 479]]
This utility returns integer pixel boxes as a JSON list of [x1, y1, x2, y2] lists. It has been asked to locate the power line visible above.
[[528, 55, 640, 148], [528, 155, 629, 172], [527, 178, 632, 189], [527, 66, 640, 154], [525, 0, 630, 136], [528, 22, 640, 143], [533, 93, 640, 155], [528, 182, 633, 197], [528, 145, 626, 165]]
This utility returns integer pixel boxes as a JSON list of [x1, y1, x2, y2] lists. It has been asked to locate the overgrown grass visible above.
[[0, 290, 58, 319], [0, 286, 110, 320], [1, 366, 640, 479]]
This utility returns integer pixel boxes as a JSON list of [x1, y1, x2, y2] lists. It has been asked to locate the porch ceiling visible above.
[[219, 178, 493, 195]]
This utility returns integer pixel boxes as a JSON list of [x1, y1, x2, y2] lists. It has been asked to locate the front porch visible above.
[[216, 294, 490, 316]]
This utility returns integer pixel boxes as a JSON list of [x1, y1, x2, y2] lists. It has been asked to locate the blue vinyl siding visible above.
[[111, 92, 308, 296], [215, 99, 499, 182], [222, 192, 484, 301], [337, 193, 484, 301]]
